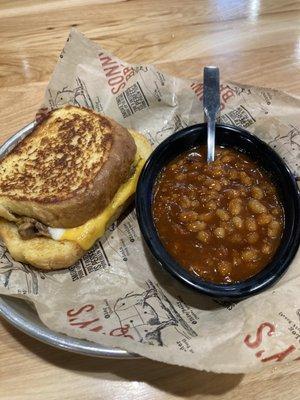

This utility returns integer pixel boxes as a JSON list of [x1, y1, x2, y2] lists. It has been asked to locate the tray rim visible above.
[[0, 295, 137, 358], [0, 122, 138, 359]]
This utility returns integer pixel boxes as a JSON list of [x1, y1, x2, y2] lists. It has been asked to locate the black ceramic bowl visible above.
[[136, 124, 300, 300]]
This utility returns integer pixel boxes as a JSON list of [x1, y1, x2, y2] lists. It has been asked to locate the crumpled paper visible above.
[[0, 29, 300, 373]]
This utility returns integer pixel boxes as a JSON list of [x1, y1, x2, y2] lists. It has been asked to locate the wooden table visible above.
[[0, 1, 299, 399]]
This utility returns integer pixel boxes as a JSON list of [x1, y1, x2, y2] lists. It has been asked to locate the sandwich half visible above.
[[0, 105, 152, 270]]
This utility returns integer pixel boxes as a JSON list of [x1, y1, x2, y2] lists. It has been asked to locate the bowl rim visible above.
[[136, 123, 300, 299]]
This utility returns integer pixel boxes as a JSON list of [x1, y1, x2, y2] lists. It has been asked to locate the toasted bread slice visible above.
[[0, 106, 136, 228], [0, 194, 133, 270], [0, 218, 84, 270]]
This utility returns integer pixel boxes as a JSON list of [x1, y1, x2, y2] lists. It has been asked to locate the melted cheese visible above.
[[48, 131, 151, 250]]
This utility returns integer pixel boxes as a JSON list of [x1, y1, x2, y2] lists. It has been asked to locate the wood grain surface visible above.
[[0, 1, 300, 399]]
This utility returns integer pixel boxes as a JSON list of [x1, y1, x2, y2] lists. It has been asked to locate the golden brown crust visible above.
[[0, 218, 84, 270], [0, 106, 136, 228]]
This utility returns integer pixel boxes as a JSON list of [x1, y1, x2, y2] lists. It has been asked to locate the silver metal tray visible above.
[[0, 122, 136, 358]]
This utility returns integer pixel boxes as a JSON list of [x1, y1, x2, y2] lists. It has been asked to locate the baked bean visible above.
[[222, 155, 234, 163], [199, 212, 214, 222], [207, 190, 219, 200], [240, 171, 252, 186], [210, 169, 223, 178], [242, 248, 259, 262], [204, 178, 212, 187], [207, 200, 217, 211], [178, 210, 199, 222], [252, 187, 264, 200], [262, 243, 272, 255], [153, 145, 284, 284], [229, 198, 242, 215], [192, 199, 200, 207], [216, 209, 230, 221], [214, 227, 226, 239], [175, 173, 185, 181], [269, 220, 281, 231], [197, 231, 210, 243], [218, 261, 232, 276], [227, 189, 240, 198], [180, 196, 191, 209], [268, 220, 281, 238], [248, 199, 267, 214], [257, 213, 272, 225], [246, 217, 257, 231], [228, 170, 238, 180], [264, 183, 276, 195], [229, 233, 243, 244], [247, 232, 259, 244], [189, 199, 200, 209], [187, 221, 206, 232], [232, 216, 243, 229], [272, 207, 281, 216], [208, 179, 222, 191]]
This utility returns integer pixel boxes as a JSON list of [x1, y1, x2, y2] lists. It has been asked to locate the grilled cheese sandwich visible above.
[[0, 106, 152, 270]]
